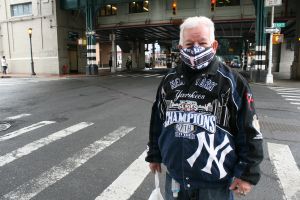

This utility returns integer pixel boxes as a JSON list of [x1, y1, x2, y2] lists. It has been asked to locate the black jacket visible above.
[[146, 57, 263, 189]]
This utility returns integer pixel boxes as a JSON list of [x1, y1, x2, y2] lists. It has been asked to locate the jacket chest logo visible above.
[[187, 131, 233, 179], [195, 77, 217, 91], [170, 78, 185, 90]]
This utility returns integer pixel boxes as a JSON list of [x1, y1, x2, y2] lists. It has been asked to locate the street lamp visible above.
[[28, 28, 36, 75]]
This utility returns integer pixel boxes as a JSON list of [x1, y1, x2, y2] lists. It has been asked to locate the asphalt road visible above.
[[0, 72, 299, 200]]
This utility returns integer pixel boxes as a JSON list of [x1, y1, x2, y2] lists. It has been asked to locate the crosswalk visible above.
[[110, 73, 165, 79], [0, 77, 65, 87], [0, 113, 150, 200], [268, 86, 300, 110], [1, 113, 299, 199]]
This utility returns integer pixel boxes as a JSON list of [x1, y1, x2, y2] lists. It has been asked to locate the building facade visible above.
[[0, 0, 86, 74], [0, 0, 298, 79]]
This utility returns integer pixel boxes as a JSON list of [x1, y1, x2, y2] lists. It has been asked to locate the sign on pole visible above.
[[274, 22, 286, 28], [265, 27, 281, 34], [265, 0, 282, 7]]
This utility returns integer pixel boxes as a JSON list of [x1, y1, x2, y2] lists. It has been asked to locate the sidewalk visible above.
[[0, 68, 112, 79]]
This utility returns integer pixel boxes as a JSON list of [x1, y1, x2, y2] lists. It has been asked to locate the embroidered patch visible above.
[[245, 92, 254, 111], [175, 124, 196, 139], [170, 78, 184, 90], [195, 77, 217, 91]]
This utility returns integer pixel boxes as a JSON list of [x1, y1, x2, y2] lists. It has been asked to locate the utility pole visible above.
[[28, 28, 36, 76], [265, 0, 282, 84], [266, 6, 274, 84]]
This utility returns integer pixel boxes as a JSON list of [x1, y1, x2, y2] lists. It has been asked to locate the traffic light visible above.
[[211, 0, 216, 12], [272, 34, 284, 44], [172, 1, 177, 15]]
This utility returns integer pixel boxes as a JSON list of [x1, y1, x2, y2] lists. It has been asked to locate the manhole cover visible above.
[[0, 122, 11, 131]]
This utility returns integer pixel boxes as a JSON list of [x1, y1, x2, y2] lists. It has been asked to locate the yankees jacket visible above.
[[145, 57, 264, 189]]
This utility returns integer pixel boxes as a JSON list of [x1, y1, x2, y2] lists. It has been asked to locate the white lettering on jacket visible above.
[[170, 78, 185, 90], [174, 90, 205, 101], [164, 111, 216, 133]]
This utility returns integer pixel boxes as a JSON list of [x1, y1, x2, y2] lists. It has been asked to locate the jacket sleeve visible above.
[[145, 80, 165, 163], [232, 80, 264, 185]]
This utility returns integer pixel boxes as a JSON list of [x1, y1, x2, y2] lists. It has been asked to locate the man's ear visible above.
[[212, 40, 218, 53], [178, 44, 183, 49]]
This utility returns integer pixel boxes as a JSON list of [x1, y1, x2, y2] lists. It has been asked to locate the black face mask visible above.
[[180, 45, 215, 70]]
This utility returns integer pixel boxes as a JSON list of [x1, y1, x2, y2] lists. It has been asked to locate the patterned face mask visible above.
[[180, 45, 215, 70]]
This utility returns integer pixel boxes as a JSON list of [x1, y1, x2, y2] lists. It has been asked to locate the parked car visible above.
[[230, 57, 241, 68]]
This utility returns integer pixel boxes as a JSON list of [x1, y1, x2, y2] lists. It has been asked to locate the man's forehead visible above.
[[183, 27, 210, 40]]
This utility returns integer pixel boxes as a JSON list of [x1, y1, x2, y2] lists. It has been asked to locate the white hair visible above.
[[179, 16, 215, 46]]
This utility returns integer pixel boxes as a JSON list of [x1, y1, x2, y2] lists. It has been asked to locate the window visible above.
[[216, 0, 240, 7], [129, 1, 149, 13], [11, 3, 32, 17], [100, 4, 117, 16]]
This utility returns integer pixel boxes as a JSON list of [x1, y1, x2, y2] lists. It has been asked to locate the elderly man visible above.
[[145, 16, 263, 200]]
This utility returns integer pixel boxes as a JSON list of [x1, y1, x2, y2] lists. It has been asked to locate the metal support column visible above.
[[111, 33, 116, 73], [152, 43, 155, 67], [85, 0, 98, 75], [254, 0, 267, 81]]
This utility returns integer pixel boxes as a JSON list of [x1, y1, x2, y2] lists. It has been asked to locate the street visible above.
[[0, 72, 300, 200]]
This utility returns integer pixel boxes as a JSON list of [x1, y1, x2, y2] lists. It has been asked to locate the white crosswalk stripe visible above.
[[0, 121, 55, 142], [1, 126, 135, 200], [5, 113, 31, 120], [269, 86, 300, 108], [111, 73, 163, 79], [0, 122, 93, 167], [268, 143, 300, 200], [0, 78, 64, 86], [95, 151, 149, 200]]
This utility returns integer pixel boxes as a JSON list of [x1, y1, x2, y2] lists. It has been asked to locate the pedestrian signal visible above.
[[172, 1, 177, 15], [272, 34, 284, 44]]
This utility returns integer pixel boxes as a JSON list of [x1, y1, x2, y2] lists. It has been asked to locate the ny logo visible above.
[[187, 132, 233, 179]]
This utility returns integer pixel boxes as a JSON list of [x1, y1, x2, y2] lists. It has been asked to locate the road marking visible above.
[[281, 95, 300, 98], [1, 126, 135, 200], [278, 93, 300, 95], [144, 74, 160, 78], [0, 122, 93, 167], [95, 151, 149, 200], [0, 121, 55, 142], [285, 98, 300, 101], [0, 83, 22, 86], [271, 88, 300, 92], [5, 114, 31, 120], [268, 143, 300, 200], [290, 102, 300, 105], [269, 86, 298, 89]]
